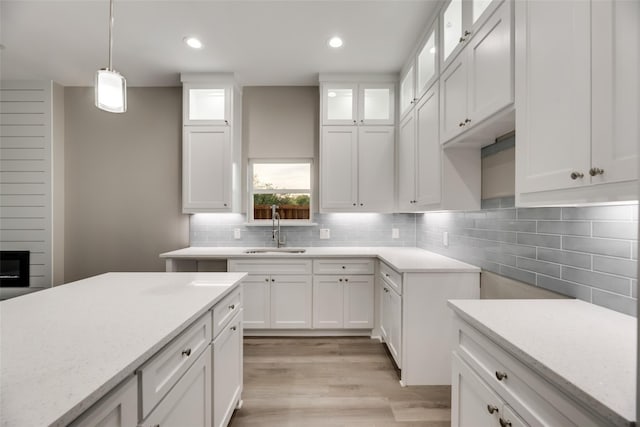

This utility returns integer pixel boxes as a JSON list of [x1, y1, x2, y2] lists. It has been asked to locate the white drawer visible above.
[[379, 261, 402, 294], [455, 319, 604, 427], [228, 258, 312, 274], [213, 287, 242, 338], [313, 258, 375, 275], [139, 312, 212, 418]]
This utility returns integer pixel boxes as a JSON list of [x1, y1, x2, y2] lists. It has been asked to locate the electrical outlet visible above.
[[392, 228, 400, 239], [233, 228, 241, 239], [319, 228, 330, 239], [443, 231, 449, 247]]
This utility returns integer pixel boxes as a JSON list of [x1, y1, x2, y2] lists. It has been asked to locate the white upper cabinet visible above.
[[440, 0, 514, 145], [441, 0, 504, 70], [183, 84, 231, 126], [399, 64, 416, 119], [181, 73, 242, 213], [416, 27, 438, 99], [515, 0, 638, 205], [321, 80, 394, 126]]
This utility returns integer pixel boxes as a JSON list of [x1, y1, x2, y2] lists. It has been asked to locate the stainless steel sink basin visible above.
[[244, 248, 306, 254]]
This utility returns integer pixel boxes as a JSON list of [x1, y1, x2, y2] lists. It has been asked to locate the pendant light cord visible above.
[[108, 0, 114, 71]]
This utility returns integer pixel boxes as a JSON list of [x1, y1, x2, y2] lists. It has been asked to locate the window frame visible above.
[[248, 158, 314, 224]]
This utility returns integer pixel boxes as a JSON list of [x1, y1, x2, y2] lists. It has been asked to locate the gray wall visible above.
[[64, 87, 189, 282]]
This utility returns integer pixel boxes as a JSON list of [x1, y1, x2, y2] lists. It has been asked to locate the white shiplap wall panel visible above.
[[0, 81, 52, 287]]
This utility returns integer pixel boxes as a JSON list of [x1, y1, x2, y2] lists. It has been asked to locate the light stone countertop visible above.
[[448, 299, 637, 427], [0, 272, 246, 427], [159, 246, 481, 273]]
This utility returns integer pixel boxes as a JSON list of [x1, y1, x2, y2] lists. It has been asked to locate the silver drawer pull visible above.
[[181, 348, 192, 357], [231, 326, 237, 331], [487, 404, 499, 414], [495, 371, 508, 381], [385, 273, 390, 277], [341, 265, 346, 269], [228, 304, 235, 310], [499, 418, 512, 427], [383, 287, 389, 293]]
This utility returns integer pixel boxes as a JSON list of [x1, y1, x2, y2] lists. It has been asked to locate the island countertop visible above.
[[448, 299, 637, 427], [160, 246, 481, 273], [0, 272, 246, 427]]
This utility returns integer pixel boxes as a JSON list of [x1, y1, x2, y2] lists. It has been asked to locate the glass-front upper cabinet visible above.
[[416, 24, 438, 99], [359, 83, 395, 125], [322, 82, 394, 125], [441, 0, 502, 69], [399, 64, 415, 119], [322, 83, 357, 125], [183, 83, 231, 126]]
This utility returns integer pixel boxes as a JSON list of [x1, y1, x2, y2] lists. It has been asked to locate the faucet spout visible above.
[[271, 205, 285, 248]]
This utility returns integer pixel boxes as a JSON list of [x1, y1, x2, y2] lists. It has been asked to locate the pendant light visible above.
[[95, 0, 127, 113]]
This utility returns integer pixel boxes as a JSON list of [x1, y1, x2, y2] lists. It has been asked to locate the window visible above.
[[249, 160, 312, 222]]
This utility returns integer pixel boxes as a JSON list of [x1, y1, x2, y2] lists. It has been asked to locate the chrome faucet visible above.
[[271, 204, 286, 248]]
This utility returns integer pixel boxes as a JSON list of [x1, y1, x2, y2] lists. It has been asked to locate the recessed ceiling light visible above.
[[184, 37, 203, 49], [328, 91, 336, 98], [328, 36, 343, 48]]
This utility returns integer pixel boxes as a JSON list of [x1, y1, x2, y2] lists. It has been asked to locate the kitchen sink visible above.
[[244, 248, 306, 254]]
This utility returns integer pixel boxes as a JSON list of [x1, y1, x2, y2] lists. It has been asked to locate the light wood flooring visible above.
[[228, 337, 451, 427]]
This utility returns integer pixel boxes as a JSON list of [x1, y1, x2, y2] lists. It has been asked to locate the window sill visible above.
[[244, 221, 318, 227]]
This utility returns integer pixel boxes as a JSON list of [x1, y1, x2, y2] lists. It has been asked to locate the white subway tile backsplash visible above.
[[537, 248, 591, 269], [592, 256, 638, 279], [562, 236, 631, 258], [561, 266, 631, 296], [591, 289, 637, 317], [592, 221, 638, 240], [536, 221, 591, 236]]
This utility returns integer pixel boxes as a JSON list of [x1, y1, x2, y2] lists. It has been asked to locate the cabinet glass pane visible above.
[[363, 88, 390, 120], [473, 0, 493, 24], [417, 31, 436, 93], [400, 66, 415, 113], [443, 0, 462, 62], [189, 89, 225, 121], [326, 88, 353, 120]]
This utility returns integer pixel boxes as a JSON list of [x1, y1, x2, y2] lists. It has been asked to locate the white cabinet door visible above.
[[183, 84, 231, 126], [343, 275, 374, 329], [467, 0, 513, 127], [183, 126, 231, 212], [416, 27, 438, 100], [320, 126, 358, 210], [270, 275, 312, 328], [397, 113, 416, 211], [70, 377, 138, 427], [415, 86, 441, 207], [399, 64, 416, 119], [322, 83, 357, 125], [312, 275, 344, 328], [143, 346, 212, 427], [440, 57, 468, 143], [359, 83, 395, 125], [441, 0, 464, 68], [213, 313, 243, 427], [381, 284, 401, 367], [515, 0, 591, 193], [591, 0, 639, 185], [501, 405, 529, 427], [357, 126, 395, 212], [451, 353, 503, 427], [242, 275, 270, 329]]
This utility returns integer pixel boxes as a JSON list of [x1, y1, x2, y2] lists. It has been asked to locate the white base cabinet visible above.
[[213, 312, 243, 427], [451, 317, 610, 426], [270, 275, 313, 328], [378, 261, 480, 386], [143, 346, 212, 427], [70, 377, 138, 427], [313, 275, 374, 329]]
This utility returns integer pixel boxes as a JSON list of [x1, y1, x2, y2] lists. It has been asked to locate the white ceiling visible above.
[[0, 0, 442, 87]]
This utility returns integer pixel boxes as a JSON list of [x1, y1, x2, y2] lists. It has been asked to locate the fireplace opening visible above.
[[0, 251, 30, 287]]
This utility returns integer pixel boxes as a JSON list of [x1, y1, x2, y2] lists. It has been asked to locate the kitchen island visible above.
[[0, 272, 246, 427]]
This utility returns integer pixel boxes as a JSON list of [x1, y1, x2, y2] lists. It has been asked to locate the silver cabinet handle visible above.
[[181, 348, 192, 357], [589, 167, 605, 176], [341, 266, 346, 269], [345, 278, 349, 282], [383, 287, 389, 293], [459, 121, 466, 127], [487, 404, 499, 414], [570, 171, 584, 180], [231, 326, 237, 331], [228, 304, 235, 310], [385, 273, 390, 277], [464, 118, 471, 124], [499, 418, 512, 427], [495, 371, 508, 381], [265, 278, 269, 282], [339, 278, 343, 282]]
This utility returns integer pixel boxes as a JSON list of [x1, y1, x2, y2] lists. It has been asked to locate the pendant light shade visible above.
[[95, 0, 127, 113], [95, 69, 126, 113]]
